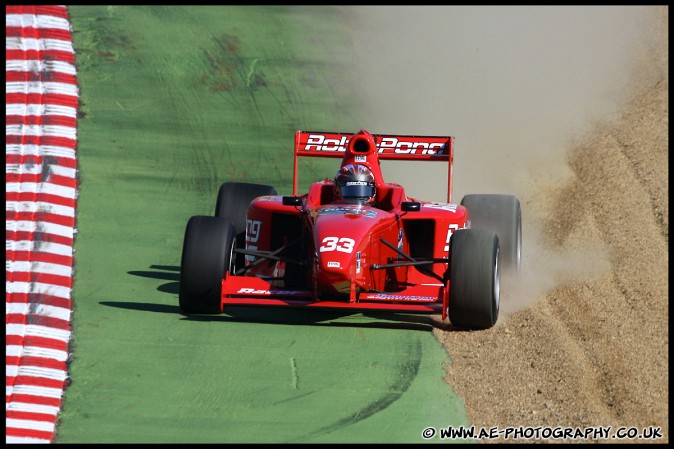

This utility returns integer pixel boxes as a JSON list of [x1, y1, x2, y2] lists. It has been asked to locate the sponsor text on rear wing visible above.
[[293, 130, 455, 201]]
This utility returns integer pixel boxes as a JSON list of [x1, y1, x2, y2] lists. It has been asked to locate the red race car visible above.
[[179, 129, 521, 329]]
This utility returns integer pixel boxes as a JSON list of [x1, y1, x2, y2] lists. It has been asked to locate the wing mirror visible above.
[[282, 196, 303, 206], [401, 201, 421, 212]]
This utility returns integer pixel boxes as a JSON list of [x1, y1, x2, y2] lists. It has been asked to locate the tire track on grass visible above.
[[293, 338, 422, 442]]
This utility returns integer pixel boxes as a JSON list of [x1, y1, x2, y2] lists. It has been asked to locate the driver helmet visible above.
[[334, 164, 377, 205]]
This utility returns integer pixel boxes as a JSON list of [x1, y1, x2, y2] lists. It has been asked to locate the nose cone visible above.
[[314, 204, 379, 293]]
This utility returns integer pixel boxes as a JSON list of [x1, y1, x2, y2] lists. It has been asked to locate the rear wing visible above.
[[293, 131, 454, 202]]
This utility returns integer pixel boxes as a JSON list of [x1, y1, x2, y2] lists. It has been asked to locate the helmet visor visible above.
[[340, 181, 375, 199]]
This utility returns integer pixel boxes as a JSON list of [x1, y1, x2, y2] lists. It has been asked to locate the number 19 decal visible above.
[[246, 219, 262, 243], [320, 237, 355, 253], [245, 219, 262, 265]]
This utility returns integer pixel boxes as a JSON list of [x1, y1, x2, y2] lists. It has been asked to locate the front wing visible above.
[[221, 273, 448, 319]]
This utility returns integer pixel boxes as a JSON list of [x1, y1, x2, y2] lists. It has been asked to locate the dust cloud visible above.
[[341, 5, 660, 314]]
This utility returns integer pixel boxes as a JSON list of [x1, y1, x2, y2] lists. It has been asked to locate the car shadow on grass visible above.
[[100, 298, 438, 331], [128, 264, 180, 294]]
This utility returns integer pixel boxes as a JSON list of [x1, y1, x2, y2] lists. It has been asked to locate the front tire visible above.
[[179, 216, 236, 314], [448, 228, 500, 330]]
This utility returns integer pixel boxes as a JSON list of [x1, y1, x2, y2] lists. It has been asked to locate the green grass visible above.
[[55, 6, 471, 443], [72, 5, 359, 201]]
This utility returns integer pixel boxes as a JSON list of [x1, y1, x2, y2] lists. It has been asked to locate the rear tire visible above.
[[215, 182, 278, 268], [448, 228, 500, 330], [460, 194, 521, 273], [179, 216, 236, 314]]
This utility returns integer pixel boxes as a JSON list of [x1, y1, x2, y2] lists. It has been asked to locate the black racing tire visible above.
[[215, 181, 278, 232], [179, 216, 236, 314], [460, 194, 521, 273], [448, 228, 500, 330], [215, 182, 278, 268]]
